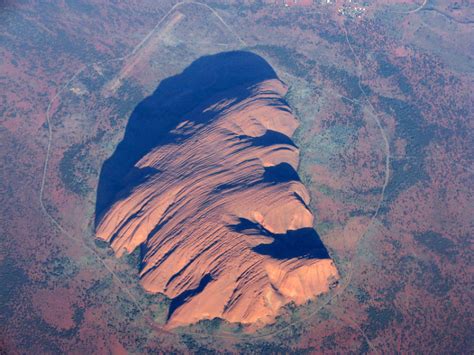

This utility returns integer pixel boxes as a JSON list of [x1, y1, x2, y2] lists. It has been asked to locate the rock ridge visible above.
[[96, 52, 338, 328]]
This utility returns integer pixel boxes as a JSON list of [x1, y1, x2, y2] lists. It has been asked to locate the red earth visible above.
[[1, 0, 472, 353]]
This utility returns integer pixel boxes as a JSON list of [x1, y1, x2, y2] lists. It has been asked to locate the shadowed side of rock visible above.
[[95, 51, 339, 329]]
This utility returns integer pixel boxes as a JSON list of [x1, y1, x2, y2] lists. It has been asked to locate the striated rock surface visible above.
[[96, 51, 338, 328]]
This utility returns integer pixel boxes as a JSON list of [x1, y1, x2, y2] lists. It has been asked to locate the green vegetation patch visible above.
[[364, 305, 402, 339], [59, 142, 91, 196], [0, 256, 29, 319], [319, 64, 371, 99], [378, 96, 435, 201], [414, 231, 458, 262], [377, 55, 399, 78], [251, 44, 316, 78]]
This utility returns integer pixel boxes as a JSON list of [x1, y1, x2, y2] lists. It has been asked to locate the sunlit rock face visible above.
[[95, 51, 338, 328]]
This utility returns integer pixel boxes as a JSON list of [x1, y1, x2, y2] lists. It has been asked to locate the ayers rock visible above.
[[95, 51, 338, 328]]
